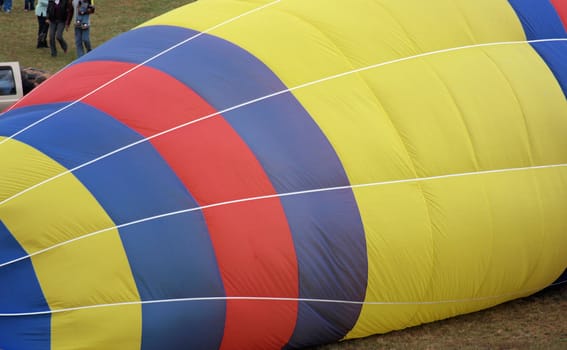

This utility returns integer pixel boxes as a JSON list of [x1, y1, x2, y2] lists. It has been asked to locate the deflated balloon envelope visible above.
[[1, 0, 567, 349]]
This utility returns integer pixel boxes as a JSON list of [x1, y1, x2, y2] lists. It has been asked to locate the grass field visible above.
[[0, 0, 196, 73], [1, 1, 566, 349]]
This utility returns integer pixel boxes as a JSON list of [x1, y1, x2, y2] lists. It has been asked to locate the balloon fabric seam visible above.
[[0, 162, 565, 270]]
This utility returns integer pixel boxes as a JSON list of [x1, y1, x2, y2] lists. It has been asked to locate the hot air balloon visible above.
[[1, 0, 566, 349]]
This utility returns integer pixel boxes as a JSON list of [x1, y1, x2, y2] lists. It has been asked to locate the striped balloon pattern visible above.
[[1, 0, 566, 349]]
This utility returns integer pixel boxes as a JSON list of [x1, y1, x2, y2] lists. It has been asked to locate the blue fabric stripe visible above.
[[531, 41, 567, 96], [0, 315, 51, 350], [80, 25, 368, 346], [0, 220, 30, 266], [507, 1, 567, 96], [507, 0, 567, 40], [0, 103, 226, 348], [141, 301, 224, 350], [0, 221, 50, 350], [281, 190, 368, 349]]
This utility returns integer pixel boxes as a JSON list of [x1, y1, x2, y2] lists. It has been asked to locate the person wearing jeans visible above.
[[46, 0, 73, 57], [2, 0, 12, 13], [72, 0, 94, 57]]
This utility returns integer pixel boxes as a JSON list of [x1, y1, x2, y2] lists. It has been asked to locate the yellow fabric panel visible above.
[[52, 305, 141, 350], [358, 56, 483, 177], [529, 168, 567, 283], [347, 168, 567, 339], [365, 0, 526, 51], [139, 0, 264, 31], [0, 137, 141, 350], [344, 54, 567, 337], [362, 43, 567, 177], [481, 44, 567, 165], [291, 76, 417, 183], [347, 182, 435, 336]]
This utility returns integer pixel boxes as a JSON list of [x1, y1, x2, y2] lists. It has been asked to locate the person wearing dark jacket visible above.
[[46, 0, 73, 57]]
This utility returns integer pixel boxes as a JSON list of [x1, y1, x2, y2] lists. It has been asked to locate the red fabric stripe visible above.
[[152, 117, 299, 350], [551, 0, 567, 29], [14, 61, 132, 109], [25, 61, 299, 349]]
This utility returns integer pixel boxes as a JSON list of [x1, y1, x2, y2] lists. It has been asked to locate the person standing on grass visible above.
[[36, 0, 50, 48], [46, 0, 73, 57], [72, 0, 94, 57], [2, 0, 12, 13], [24, 0, 34, 11]]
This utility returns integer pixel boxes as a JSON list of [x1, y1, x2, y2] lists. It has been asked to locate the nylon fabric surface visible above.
[[1, 1, 566, 349]]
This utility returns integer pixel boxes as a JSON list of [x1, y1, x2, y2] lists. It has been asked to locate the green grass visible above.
[[1, 1, 566, 349], [0, 0, 195, 73]]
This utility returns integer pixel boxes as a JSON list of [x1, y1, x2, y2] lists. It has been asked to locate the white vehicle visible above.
[[0, 62, 24, 112]]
